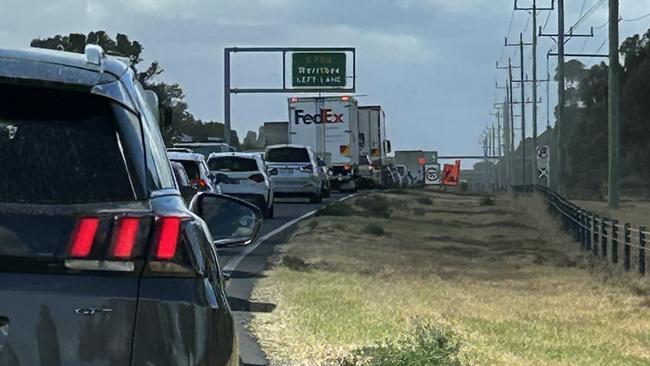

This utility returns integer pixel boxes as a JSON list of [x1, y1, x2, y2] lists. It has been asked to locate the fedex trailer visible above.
[[288, 96, 359, 191]]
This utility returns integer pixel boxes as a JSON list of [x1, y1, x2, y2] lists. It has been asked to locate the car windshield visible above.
[[208, 156, 258, 172], [266, 147, 310, 163], [0, 84, 134, 204]]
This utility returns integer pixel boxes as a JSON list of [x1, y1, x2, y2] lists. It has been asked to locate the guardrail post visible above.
[[624, 223, 631, 271], [611, 220, 619, 264], [579, 211, 585, 248], [640, 226, 646, 276], [585, 211, 592, 250], [601, 217, 608, 259], [573, 208, 581, 242], [592, 215, 600, 256]]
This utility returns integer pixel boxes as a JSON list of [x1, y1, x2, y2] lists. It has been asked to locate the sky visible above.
[[1, 0, 649, 158]]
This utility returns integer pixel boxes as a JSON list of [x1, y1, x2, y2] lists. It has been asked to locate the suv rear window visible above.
[[266, 147, 310, 163], [0, 84, 134, 203], [208, 157, 259, 172]]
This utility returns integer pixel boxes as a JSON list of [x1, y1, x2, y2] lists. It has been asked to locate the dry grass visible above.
[[573, 199, 650, 229], [250, 189, 650, 365]]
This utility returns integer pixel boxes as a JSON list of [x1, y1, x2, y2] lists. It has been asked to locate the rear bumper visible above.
[[271, 176, 320, 196]]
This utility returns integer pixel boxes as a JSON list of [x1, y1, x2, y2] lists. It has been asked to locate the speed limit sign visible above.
[[424, 164, 441, 185]]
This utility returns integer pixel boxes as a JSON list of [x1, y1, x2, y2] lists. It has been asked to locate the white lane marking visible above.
[[222, 193, 358, 274]]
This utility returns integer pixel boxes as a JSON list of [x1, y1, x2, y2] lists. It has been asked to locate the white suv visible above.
[[265, 144, 326, 203], [207, 152, 275, 218]]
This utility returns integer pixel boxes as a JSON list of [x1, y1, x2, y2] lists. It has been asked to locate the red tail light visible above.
[[69, 217, 100, 258], [341, 95, 350, 101], [155, 217, 181, 260], [192, 178, 208, 189], [344, 164, 352, 171], [249, 173, 265, 183], [111, 217, 140, 259]]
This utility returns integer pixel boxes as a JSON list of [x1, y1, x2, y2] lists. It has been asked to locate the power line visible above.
[[594, 19, 609, 30], [622, 12, 650, 22], [523, 14, 531, 33], [578, 0, 587, 18], [580, 38, 589, 52], [542, 11, 552, 30], [595, 38, 607, 53], [571, 0, 606, 30], [500, 8, 518, 62]]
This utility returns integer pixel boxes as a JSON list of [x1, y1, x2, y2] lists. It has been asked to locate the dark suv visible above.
[[0, 46, 260, 365]]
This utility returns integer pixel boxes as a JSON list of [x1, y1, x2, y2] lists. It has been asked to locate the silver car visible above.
[[265, 144, 327, 203]]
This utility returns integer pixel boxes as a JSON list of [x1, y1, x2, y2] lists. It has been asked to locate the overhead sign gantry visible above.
[[223, 47, 356, 144]]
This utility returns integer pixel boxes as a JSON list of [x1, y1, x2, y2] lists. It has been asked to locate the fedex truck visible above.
[[288, 95, 359, 191]]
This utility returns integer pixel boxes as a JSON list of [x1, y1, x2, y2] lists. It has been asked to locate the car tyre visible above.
[[310, 192, 323, 203], [322, 182, 331, 198], [266, 203, 274, 219]]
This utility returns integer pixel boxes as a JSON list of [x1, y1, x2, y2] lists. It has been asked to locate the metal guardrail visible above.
[[514, 185, 648, 275]]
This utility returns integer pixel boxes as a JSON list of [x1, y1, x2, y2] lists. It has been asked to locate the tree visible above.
[[30, 31, 238, 146], [31, 31, 162, 85], [559, 28, 650, 198]]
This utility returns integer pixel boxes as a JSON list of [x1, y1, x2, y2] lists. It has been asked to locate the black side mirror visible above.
[[190, 193, 262, 246], [268, 168, 279, 176]]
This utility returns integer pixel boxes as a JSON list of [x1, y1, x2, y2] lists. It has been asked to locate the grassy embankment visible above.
[[251, 189, 650, 365], [572, 199, 650, 229]]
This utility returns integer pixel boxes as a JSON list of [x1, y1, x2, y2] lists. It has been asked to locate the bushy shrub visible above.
[[479, 196, 495, 206], [356, 195, 392, 219], [340, 324, 461, 366], [362, 224, 385, 236], [416, 196, 434, 205]]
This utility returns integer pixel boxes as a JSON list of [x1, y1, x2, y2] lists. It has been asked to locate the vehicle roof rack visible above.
[[84, 44, 105, 66]]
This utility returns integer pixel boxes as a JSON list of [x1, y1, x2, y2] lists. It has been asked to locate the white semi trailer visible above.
[[288, 96, 359, 191], [357, 105, 391, 165]]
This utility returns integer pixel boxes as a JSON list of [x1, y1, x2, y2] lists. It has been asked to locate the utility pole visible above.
[[504, 33, 530, 185], [557, 0, 565, 194], [519, 35, 526, 187], [515, 0, 554, 186], [498, 58, 525, 187], [491, 125, 496, 157], [497, 112, 502, 157], [608, 0, 620, 208], [539, 0, 594, 194], [224, 49, 231, 145]]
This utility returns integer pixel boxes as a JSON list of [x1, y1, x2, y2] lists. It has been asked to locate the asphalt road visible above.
[[217, 193, 349, 366]]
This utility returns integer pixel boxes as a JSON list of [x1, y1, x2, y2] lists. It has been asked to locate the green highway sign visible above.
[[292, 52, 346, 87]]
